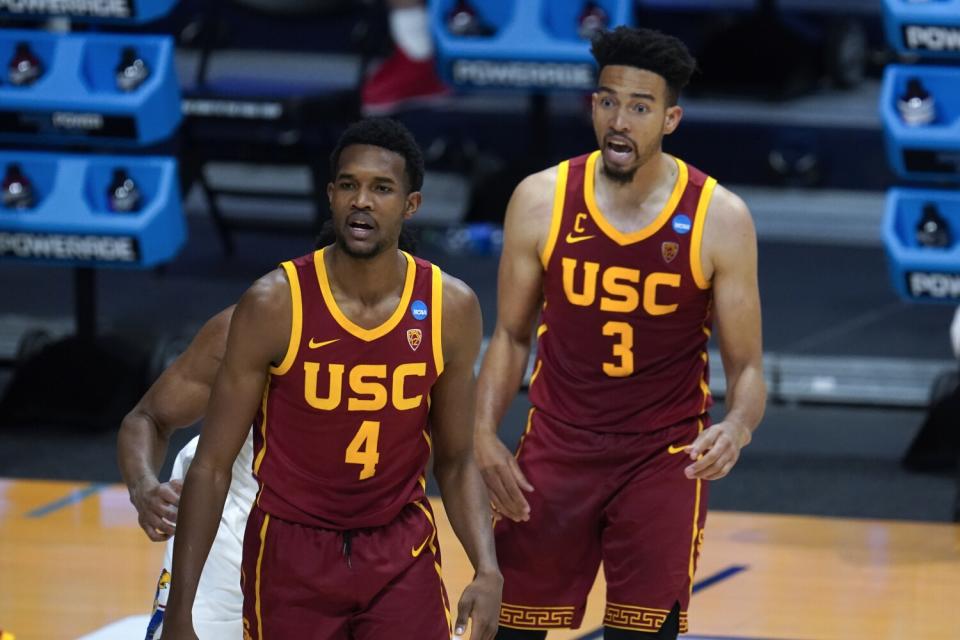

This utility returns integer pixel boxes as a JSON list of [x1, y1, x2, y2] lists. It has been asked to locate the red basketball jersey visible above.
[[528, 151, 716, 433], [252, 248, 445, 530]]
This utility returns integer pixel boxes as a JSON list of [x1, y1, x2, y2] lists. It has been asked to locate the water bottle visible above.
[[115, 47, 150, 92], [2, 164, 35, 210], [8, 42, 43, 87], [447, 0, 494, 37], [916, 203, 951, 249], [578, 2, 609, 40], [897, 78, 936, 127], [107, 168, 143, 213]]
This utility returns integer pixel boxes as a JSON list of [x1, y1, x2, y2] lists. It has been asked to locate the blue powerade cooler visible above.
[[0, 30, 181, 147], [879, 64, 960, 183], [882, 186, 960, 304], [430, 0, 634, 91], [0, 151, 185, 269], [0, 0, 180, 24], [882, 0, 960, 61]]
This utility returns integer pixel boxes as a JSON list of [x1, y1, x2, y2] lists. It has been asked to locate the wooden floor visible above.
[[1, 478, 959, 640]]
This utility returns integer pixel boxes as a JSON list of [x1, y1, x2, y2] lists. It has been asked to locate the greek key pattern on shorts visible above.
[[499, 603, 576, 628], [603, 603, 689, 633]]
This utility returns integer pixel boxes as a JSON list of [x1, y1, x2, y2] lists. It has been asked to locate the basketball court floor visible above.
[[1, 478, 957, 640]]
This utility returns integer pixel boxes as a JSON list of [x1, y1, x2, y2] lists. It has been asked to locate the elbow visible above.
[[432, 450, 472, 485], [492, 324, 533, 351]]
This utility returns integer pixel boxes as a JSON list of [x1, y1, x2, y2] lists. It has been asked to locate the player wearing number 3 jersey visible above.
[[163, 119, 501, 640], [474, 27, 766, 640]]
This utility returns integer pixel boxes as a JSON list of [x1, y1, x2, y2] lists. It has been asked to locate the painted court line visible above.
[[25, 482, 108, 518], [574, 565, 749, 640]]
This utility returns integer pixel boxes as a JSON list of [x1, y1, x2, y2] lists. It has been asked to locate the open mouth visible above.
[[346, 213, 376, 240], [605, 136, 634, 159]]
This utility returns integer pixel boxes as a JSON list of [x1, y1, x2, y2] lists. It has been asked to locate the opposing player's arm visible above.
[[431, 273, 501, 640], [687, 186, 766, 480], [117, 305, 235, 541], [164, 271, 290, 634], [473, 168, 555, 521]]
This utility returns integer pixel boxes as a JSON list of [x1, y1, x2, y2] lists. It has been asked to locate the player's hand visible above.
[[130, 475, 182, 541], [158, 613, 199, 640], [454, 569, 503, 640], [684, 421, 751, 481], [474, 431, 533, 522]]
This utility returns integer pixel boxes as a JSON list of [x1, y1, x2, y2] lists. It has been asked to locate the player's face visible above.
[[327, 144, 420, 259], [591, 65, 683, 182]]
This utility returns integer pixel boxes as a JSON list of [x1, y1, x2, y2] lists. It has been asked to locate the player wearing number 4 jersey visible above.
[[475, 27, 766, 639], [163, 118, 501, 640]]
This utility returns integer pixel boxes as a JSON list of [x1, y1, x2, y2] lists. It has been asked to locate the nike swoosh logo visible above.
[[411, 534, 432, 558], [667, 444, 692, 455], [565, 233, 596, 244], [308, 338, 339, 349]]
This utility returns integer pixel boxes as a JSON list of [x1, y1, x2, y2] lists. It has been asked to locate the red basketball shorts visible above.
[[495, 409, 710, 634], [241, 499, 450, 639]]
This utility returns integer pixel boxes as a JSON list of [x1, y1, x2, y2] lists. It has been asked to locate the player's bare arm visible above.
[[164, 271, 290, 637], [431, 272, 502, 640], [474, 167, 556, 522], [686, 185, 766, 480], [117, 305, 235, 541]]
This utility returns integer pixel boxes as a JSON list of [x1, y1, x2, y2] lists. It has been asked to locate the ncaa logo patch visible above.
[[407, 328, 422, 351], [672, 214, 692, 235], [410, 299, 428, 321]]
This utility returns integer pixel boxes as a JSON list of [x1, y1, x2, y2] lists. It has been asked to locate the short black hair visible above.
[[329, 118, 425, 193], [591, 26, 696, 105]]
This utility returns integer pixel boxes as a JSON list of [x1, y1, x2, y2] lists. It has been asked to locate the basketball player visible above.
[[153, 119, 501, 639], [473, 27, 766, 639], [118, 226, 420, 639]]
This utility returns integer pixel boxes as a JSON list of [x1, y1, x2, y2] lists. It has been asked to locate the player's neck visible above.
[[597, 151, 672, 209], [325, 245, 407, 307]]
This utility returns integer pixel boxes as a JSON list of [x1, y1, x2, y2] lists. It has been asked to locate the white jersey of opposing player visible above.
[[146, 430, 257, 639]]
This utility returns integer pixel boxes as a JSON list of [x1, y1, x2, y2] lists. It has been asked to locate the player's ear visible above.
[[404, 191, 421, 220], [664, 104, 683, 135]]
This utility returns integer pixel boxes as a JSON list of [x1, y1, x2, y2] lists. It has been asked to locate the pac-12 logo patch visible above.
[[410, 300, 428, 320], [672, 214, 692, 234], [407, 329, 423, 351], [661, 241, 679, 263]]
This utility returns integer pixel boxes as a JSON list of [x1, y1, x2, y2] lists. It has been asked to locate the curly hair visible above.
[[591, 26, 697, 105], [329, 118, 425, 192]]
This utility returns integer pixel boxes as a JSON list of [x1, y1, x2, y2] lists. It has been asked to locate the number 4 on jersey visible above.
[[346, 420, 380, 480]]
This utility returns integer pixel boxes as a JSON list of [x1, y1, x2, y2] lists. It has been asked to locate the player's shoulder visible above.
[[503, 164, 562, 248], [234, 267, 291, 324], [438, 270, 480, 319], [517, 163, 559, 196], [706, 183, 754, 235]]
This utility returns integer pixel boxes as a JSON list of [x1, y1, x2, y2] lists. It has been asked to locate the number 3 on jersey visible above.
[[346, 420, 380, 480], [603, 321, 634, 377]]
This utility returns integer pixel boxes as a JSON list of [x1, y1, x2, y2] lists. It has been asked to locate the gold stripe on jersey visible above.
[[413, 500, 438, 555], [691, 176, 718, 290], [528, 359, 543, 386], [313, 248, 416, 342], [253, 380, 270, 475], [513, 407, 537, 459], [255, 513, 271, 640], [270, 261, 303, 376], [688, 418, 705, 596], [431, 264, 444, 377], [584, 151, 689, 246], [540, 160, 570, 269]]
